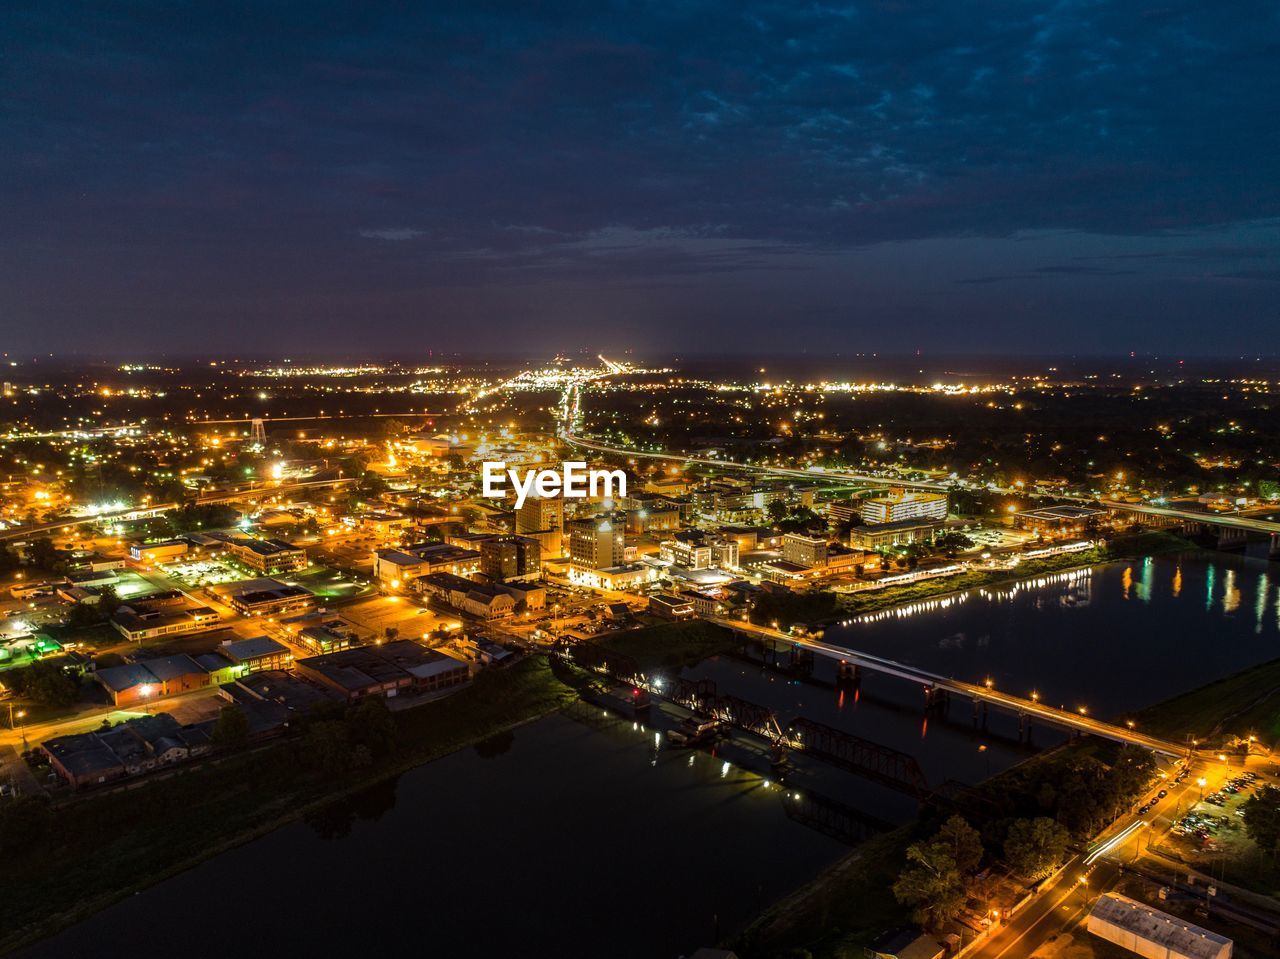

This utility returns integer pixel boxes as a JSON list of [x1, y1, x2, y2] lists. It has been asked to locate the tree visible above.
[[1242, 785, 1280, 858], [14, 661, 80, 708], [1004, 817, 1072, 880], [66, 601, 104, 629], [934, 531, 975, 557], [936, 814, 984, 875], [212, 705, 250, 750], [302, 720, 353, 774], [346, 697, 398, 759], [893, 836, 969, 929]]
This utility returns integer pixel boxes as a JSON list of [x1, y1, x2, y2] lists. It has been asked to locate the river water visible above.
[[25, 552, 1279, 958]]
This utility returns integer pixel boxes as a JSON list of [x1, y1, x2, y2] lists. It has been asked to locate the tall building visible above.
[[567, 517, 625, 569], [480, 535, 542, 583], [516, 495, 562, 534], [860, 489, 948, 525], [782, 532, 828, 568]]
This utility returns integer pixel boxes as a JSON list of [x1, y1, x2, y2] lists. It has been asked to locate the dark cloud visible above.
[[1, 1, 1278, 354]]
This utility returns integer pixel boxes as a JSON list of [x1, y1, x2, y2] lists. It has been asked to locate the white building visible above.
[[1087, 893, 1231, 959], [860, 489, 948, 525]]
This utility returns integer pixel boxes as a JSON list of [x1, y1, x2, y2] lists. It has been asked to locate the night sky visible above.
[[3, 2, 1279, 357]]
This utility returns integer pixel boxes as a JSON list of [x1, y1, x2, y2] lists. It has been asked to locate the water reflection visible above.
[[826, 553, 1280, 721], [304, 774, 400, 840]]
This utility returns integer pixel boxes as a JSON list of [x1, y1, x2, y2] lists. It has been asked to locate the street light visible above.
[[1197, 777, 1207, 800]]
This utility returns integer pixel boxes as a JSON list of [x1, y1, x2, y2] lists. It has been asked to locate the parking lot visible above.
[[1164, 767, 1267, 862]]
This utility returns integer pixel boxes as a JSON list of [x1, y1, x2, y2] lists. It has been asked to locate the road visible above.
[[0, 477, 358, 541], [562, 432, 1280, 536], [966, 750, 1247, 959], [712, 618, 1186, 756]]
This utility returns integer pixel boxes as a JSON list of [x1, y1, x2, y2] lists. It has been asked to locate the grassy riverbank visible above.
[[0, 656, 583, 954], [733, 825, 916, 959], [597, 618, 738, 670], [1138, 655, 1280, 746]]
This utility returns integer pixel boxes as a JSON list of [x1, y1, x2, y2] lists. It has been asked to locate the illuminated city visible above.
[[3, 4, 1280, 959]]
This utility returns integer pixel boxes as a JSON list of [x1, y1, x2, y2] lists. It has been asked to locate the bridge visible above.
[[711, 618, 1186, 757], [562, 432, 1280, 537]]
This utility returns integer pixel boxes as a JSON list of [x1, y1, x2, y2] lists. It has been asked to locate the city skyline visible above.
[[4, 2, 1279, 356]]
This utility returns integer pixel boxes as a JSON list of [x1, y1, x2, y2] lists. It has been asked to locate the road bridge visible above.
[[712, 618, 1186, 757]]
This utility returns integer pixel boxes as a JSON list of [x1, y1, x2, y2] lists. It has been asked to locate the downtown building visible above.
[[859, 489, 948, 525], [479, 534, 543, 583], [566, 516, 625, 570]]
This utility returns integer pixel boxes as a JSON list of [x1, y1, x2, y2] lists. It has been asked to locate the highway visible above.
[[0, 477, 358, 541], [712, 618, 1186, 756], [562, 432, 1280, 536]]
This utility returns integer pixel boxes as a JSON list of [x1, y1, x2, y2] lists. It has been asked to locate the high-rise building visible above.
[[480, 535, 542, 583], [859, 489, 948, 525], [516, 495, 562, 534], [567, 516, 625, 569]]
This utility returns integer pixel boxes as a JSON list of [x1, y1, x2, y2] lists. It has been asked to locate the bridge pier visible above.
[[836, 661, 861, 687], [1018, 711, 1031, 743], [972, 698, 988, 728], [924, 685, 950, 714], [630, 687, 651, 716], [790, 645, 815, 676]]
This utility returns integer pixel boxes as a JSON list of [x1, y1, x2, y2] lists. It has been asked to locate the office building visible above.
[[860, 490, 948, 525], [480, 535, 542, 582], [782, 532, 828, 568], [567, 516, 625, 570]]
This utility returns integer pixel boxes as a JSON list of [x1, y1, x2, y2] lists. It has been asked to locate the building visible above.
[[373, 542, 482, 586], [649, 593, 695, 620], [516, 494, 562, 534], [860, 489, 949, 525], [678, 588, 723, 618], [866, 928, 946, 959], [480, 534, 542, 582], [219, 635, 292, 672], [110, 593, 221, 643], [782, 532, 829, 568], [848, 519, 942, 550], [358, 511, 411, 537], [495, 580, 546, 612], [567, 516, 625, 570], [213, 578, 316, 616], [220, 536, 309, 574], [294, 641, 469, 702], [826, 544, 877, 575], [566, 562, 657, 591], [1086, 892, 1231, 959], [129, 540, 188, 564], [661, 537, 714, 570], [418, 572, 516, 620], [43, 713, 214, 788], [94, 653, 241, 706], [1015, 504, 1108, 537], [297, 623, 358, 655]]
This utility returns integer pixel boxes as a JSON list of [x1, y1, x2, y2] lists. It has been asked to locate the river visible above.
[[23, 551, 1279, 958]]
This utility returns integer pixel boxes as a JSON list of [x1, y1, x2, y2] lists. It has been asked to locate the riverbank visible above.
[[1137, 655, 1280, 746], [0, 656, 585, 955], [773, 530, 1199, 628]]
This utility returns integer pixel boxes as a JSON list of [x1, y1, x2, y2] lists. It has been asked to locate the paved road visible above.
[[713, 618, 1186, 756]]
